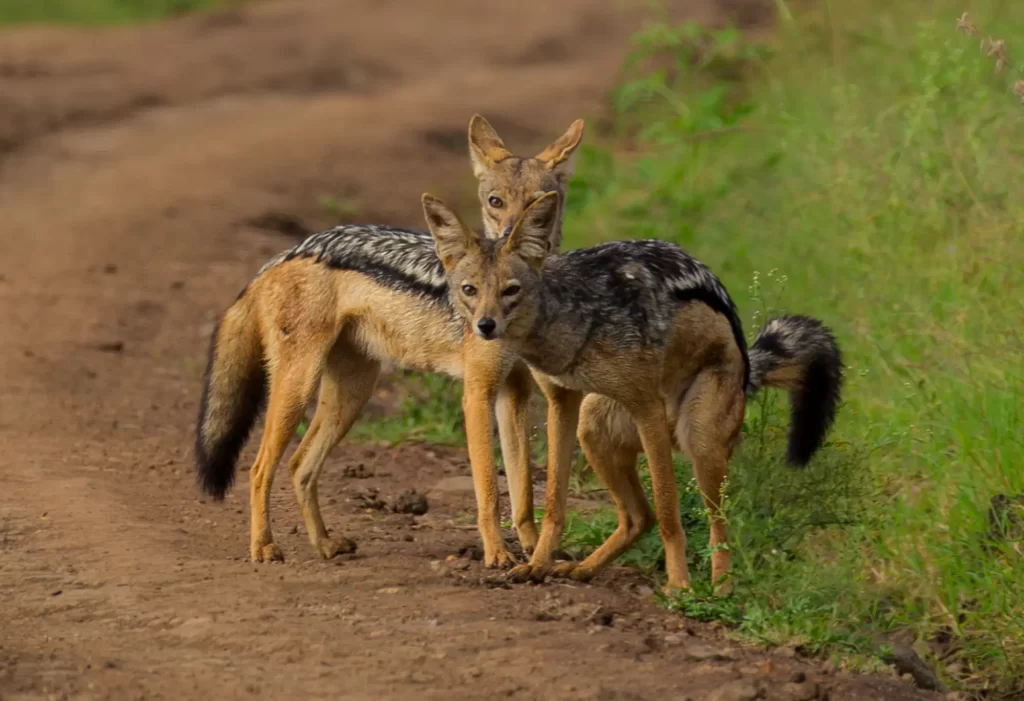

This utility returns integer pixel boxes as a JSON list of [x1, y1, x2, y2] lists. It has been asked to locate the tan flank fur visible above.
[[195, 116, 585, 567], [422, 194, 843, 593]]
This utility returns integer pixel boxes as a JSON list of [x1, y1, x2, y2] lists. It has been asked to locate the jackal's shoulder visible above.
[[257, 224, 448, 300]]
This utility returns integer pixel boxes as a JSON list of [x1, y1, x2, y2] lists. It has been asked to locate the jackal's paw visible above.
[[551, 561, 595, 582], [516, 524, 539, 556], [506, 560, 552, 584], [549, 561, 579, 578], [660, 581, 692, 597], [484, 548, 518, 570], [317, 536, 358, 559], [251, 542, 285, 563], [711, 573, 733, 597]]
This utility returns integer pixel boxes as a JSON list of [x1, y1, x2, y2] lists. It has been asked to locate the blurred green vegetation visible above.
[[0, 0, 227, 25], [555, 2, 1024, 693]]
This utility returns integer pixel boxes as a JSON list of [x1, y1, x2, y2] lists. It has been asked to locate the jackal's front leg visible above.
[[463, 368, 517, 569], [495, 363, 538, 554], [509, 381, 582, 583]]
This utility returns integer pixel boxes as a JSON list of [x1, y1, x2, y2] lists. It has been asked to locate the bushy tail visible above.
[[747, 315, 843, 466], [194, 296, 267, 500]]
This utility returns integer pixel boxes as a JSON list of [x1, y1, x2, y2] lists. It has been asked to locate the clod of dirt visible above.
[[342, 463, 375, 479], [878, 642, 947, 692], [93, 341, 125, 353], [986, 493, 1024, 545], [351, 487, 385, 511], [706, 679, 764, 701], [390, 489, 428, 515], [775, 680, 820, 701], [242, 212, 313, 239]]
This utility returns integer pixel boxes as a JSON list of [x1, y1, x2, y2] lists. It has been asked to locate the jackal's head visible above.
[[468, 115, 583, 250], [422, 191, 559, 342]]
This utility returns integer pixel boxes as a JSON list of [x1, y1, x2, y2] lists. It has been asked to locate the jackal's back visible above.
[[544, 239, 748, 372], [258, 224, 449, 301]]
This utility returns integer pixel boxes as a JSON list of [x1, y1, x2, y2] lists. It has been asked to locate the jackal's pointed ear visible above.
[[504, 191, 559, 270], [534, 119, 584, 179], [468, 114, 512, 178], [422, 194, 477, 271]]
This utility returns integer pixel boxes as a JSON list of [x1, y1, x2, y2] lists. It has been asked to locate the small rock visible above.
[[352, 487, 385, 510], [759, 660, 775, 675], [707, 679, 763, 701]]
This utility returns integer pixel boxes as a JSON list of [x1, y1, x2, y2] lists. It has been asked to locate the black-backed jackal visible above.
[[194, 116, 583, 566], [421, 192, 843, 593]]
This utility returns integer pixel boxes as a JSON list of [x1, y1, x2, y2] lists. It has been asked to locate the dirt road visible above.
[[0, 2, 938, 699]]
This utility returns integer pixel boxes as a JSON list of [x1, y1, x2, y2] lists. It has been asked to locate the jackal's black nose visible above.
[[476, 317, 497, 338]]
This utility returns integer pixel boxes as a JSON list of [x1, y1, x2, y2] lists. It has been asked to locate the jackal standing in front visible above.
[[421, 193, 843, 592]]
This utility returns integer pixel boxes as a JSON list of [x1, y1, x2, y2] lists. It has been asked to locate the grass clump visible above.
[[556, 2, 1024, 693]]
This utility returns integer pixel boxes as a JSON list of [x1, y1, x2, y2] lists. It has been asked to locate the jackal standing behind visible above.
[[194, 116, 583, 566]]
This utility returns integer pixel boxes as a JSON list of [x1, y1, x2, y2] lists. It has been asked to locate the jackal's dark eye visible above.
[[461, 284, 478, 297], [502, 284, 521, 297], [488, 196, 504, 209]]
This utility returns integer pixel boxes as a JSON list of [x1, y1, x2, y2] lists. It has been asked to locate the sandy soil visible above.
[[0, 1, 940, 699]]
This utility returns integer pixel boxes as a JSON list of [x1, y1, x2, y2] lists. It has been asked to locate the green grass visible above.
[[348, 372, 467, 447], [0, 0, 228, 26], [552, 2, 1024, 693]]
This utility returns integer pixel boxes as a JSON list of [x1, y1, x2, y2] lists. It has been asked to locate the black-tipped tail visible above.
[[194, 300, 266, 499], [748, 315, 843, 466]]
